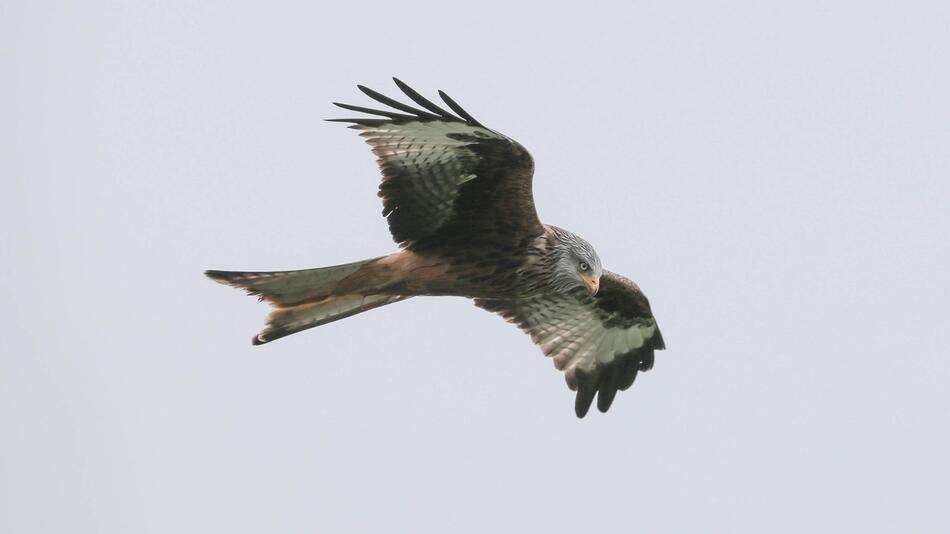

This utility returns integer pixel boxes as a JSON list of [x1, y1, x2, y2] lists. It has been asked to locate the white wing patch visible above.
[[519, 296, 656, 374], [554, 319, 656, 372]]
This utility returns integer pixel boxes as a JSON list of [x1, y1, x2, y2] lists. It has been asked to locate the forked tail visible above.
[[205, 258, 408, 344]]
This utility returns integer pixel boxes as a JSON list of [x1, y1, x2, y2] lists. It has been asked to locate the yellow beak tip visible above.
[[581, 276, 600, 295]]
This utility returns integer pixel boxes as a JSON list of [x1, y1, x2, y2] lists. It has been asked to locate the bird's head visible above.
[[549, 226, 603, 295]]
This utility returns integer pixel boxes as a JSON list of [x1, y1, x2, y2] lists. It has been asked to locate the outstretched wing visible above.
[[330, 78, 544, 252], [475, 271, 665, 418]]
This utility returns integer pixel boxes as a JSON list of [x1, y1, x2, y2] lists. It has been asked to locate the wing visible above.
[[475, 271, 666, 418], [330, 78, 544, 252]]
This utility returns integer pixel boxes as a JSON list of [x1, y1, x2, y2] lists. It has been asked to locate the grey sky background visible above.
[[3, 1, 949, 532]]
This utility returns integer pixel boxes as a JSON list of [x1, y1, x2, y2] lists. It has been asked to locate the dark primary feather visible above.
[[332, 78, 482, 127], [332, 102, 420, 122], [357, 84, 443, 120], [574, 380, 598, 418], [392, 77, 459, 120], [438, 90, 484, 127]]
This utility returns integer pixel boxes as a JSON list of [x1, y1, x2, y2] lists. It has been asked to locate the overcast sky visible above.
[[3, 1, 949, 532]]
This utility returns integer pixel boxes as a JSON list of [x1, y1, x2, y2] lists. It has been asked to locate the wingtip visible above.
[[575, 403, 590, 418], [574, 392, 595, 418], [653, 328, 666, 351], [356, 84, 375, 98], [205, 270, 233, 284], [596, 393, 616, 414], [437, 88, 482, 126]]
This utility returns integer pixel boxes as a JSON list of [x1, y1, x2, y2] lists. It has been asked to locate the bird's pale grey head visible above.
[[549, 226, 603, 295]]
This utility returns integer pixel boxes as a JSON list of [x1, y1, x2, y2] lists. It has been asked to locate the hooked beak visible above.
[[580, 273, 600, 295]]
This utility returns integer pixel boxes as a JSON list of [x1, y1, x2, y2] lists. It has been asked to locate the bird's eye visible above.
[[579, 262, 590, 271]]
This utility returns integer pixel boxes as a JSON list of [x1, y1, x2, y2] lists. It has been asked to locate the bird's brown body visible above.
[[306, 226, 554, 299], [207, 79, 664, 417]]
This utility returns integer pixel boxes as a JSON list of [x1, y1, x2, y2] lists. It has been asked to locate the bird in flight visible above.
[[206, 78, 665, 417]]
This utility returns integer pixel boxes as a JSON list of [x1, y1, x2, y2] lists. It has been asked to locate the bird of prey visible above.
[[206, 78, 665, 417]]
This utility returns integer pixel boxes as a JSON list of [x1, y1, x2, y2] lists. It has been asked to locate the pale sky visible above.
[[3, 1, 949, 532]]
